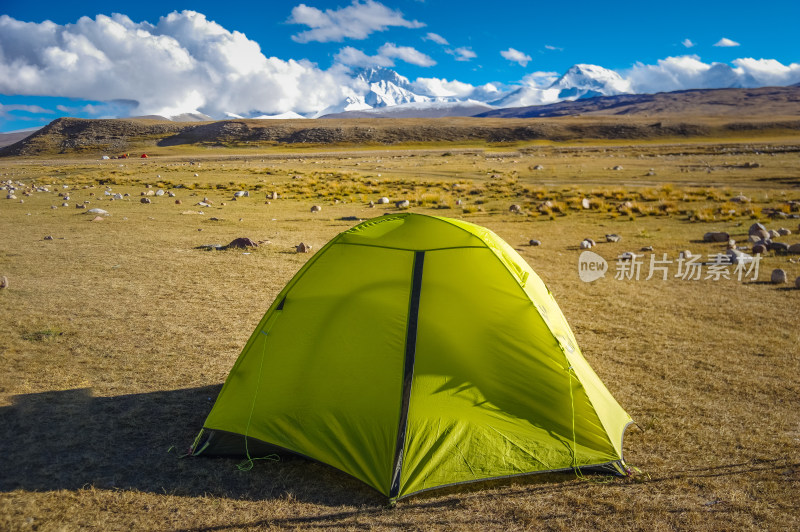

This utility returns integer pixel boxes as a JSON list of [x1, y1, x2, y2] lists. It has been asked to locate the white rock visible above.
[[377, 197, 390, 204], [86, 208, 109, 215]]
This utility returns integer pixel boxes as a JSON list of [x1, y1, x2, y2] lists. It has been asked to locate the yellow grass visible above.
[[1, 137, 799, 530]]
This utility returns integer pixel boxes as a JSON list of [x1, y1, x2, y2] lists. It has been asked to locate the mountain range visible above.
[[317, 64, 635, 119]]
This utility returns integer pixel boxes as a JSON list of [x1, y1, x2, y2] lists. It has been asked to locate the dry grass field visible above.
[[1, 134, 799, 530]]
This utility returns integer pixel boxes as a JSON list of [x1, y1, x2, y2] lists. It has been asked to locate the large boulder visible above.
[[788, 243, 800, 254], [771, 269, 787, 284], [703, 232, 730, 243], [748, 223, 770, 241], [226, 237, 258, 249]]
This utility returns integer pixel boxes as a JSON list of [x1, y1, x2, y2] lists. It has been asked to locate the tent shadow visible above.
[[0, 386, 381, 506]]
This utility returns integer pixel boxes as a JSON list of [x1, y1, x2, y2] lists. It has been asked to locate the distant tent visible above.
[[140, 153, 148, 158], [191, 213, 632, 501]]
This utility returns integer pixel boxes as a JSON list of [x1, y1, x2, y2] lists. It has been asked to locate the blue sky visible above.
[[1, 0, 799, 131]]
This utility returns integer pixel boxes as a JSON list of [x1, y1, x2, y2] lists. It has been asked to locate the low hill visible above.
[[477, 86, 800, 118], [3, 109, 800, 158]]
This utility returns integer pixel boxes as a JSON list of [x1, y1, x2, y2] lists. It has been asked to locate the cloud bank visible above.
[[0, 11, 349, 118]]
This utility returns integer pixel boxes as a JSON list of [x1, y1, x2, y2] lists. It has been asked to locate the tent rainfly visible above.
[[191, 213, 632, 501]]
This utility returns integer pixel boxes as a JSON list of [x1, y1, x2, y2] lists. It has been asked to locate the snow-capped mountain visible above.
[[489, 64, 631, 108], [356, 67, 431, 107], [550, 64, 632, 98]]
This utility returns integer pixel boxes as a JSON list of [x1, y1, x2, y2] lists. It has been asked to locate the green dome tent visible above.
[[191, 213, 632, 501]]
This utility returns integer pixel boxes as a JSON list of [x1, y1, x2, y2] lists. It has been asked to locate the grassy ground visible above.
[[1, 136, 799, 530]]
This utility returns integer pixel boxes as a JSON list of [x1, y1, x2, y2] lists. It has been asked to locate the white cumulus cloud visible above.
[[0, 11, 351, 118], [500, 48, 531, 67], [335, 43, 435, 68], [288, 0, 424, 43], [424, 32, 448, 45], [714, 37, 740, 47], [447, 47, 477, 62], [623, 55, 800, 93], [681, 38, 695, 48], [379, 43, 435, 67]]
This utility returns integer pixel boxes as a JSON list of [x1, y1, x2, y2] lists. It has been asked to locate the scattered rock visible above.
[[396, 200, 410, 209], [368, 200, 375, 208], [796, 276, 800, 289], [168, 191, 176, 197], [76, 204, 86, 209], [226, 237, 259, 249], [6, 194, 17, 200], [140, 197, 151, 204], [86, 208, 109, 216], [155, 189, 165, 196], [726, 248, 754, 264], [778, 228, 792, 236], [703, 231, 730, 243], [175, 199, 182, 205], [768, 242, 789, 254], [233, 191, 249, 198], [752, 243, 767, 255], [295, 242, 312, 253], [612, 165, 624, 171], [619, 252, 637, 261], [44, 235, 54, 240], [771, 269, 787, 284], [338, 216, 361, 221], [769, 229, 781, 239], [731, 194, 751, 203], [377, 197, 390, 204], [61, 202, 69, 207], [640, 246, 654, 252], [580, 240, 593, 250], [529, 239, 541, 246], [310, 205, 322, 213], [266, 191, 280, 200], [0, 276, 7, 289], [788, 243, 800, 254], [679, 250, 693, 259], [605, 234, 621, 243], [532, 165, 544, 171], [748, 223, 770, 240], [509, 204, 522, 213], [91, 216, 104, 222], [581, 198, 591, 209]]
